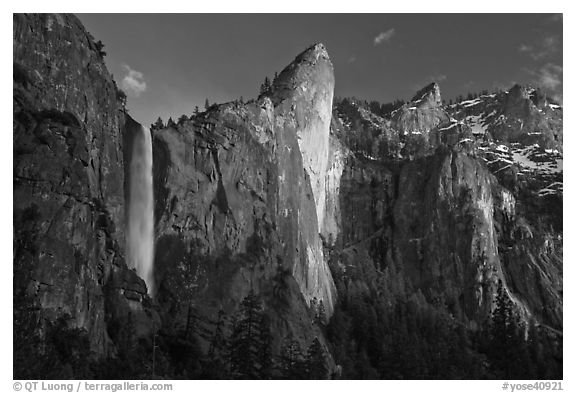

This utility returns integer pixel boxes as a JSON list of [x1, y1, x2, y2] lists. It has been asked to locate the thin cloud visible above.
[[121, 64, 147, 97], [373, 28, 395, 46], [518, 35, 560, 60], [527, 63, 563, 103], [348, 55, 357, 63], [518, 44, 532, 53]]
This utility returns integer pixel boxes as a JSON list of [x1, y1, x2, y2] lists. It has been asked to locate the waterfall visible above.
[[127, 125, 155, 296]]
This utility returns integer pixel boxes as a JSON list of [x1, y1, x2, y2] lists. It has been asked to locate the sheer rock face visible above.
[[13, 14, 124, 230], [321, 135, 348, 245], [151, 44, 338, 349], [411, 82, 443, 109], [270, 43, 336, 313], [333, 150, 528, 327], [152, 99, 329, 355], [492, 184, 562, 329], [14, 14, 562, 375], [332, 85, 562, 330], [272, 43, 334, 229], [495, 85, 562, 150], [392, 82, 450, 137], [390, 82, 451, 159], [393, 151, 504, 322], [13, 14, 151, 355], [449, 85, 563, 151]]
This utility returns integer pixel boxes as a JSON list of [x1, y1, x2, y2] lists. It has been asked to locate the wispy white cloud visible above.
[[535, 63, 562, 90], [348, 55, 357, 63], [518, 35, 560, 60], [527, 63, 563, 103], [121, 64, 147, 97], [373, 28, 395, 46], [518, 44, 532, 53]]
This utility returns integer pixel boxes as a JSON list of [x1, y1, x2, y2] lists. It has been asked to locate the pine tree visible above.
[[489, 280, 525, 378], [167, 117, 176, 128], [193, 106, 200, 116], [305, 338, 327, 379], [279, 336, 307, 379], [204, 99, 210, 110], [178, 114, 189, 124], [116, 89, 127, 109], [95, 40, 106, 57], [152, 117, 164, 130], [315, 300, 327, 327], [228, 290, 272, 379], [202, 310, 230, 378], [259, 76, 272, 96]]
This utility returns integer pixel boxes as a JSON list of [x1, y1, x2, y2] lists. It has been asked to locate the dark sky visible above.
[[77, 13, 563, 127]]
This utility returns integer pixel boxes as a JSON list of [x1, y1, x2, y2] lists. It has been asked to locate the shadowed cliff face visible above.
[[14, 14, 124, 232], [393, 151, 504, 323], [270, 43, 336, 315], [13, 14, 154, 357], [330, 82, 562, 331], [332, 147, 561, 330], [150, 44, 337, 356]]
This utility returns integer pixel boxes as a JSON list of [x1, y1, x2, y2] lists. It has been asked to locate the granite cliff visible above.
[[13, 14, 154, 365], [13, 14, 562, 380]]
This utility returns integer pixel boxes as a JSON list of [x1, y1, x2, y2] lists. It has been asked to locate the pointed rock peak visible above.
[[270, 43, 334, 105], [506, 83, 545, 108], [508, 83, 528, 98], [279, 42, 333, 78], [294, 42, 331, 63], [507, 83, 542, 100], [410, 82, 442, 108]]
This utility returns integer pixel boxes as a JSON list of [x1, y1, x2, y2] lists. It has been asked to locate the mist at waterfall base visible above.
[[126, 125, 155, 296]]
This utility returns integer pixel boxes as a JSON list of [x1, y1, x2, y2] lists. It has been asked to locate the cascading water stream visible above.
[[127, 125, 155, 296]]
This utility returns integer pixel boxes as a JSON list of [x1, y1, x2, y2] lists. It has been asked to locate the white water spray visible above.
[[127, 125, 155, 296]]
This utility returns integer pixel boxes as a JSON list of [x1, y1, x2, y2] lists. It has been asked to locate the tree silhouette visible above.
[[228, 290, 272, 379], [488, 280, 526, 378], [279, 335, 307, 379], [95, 40, 106, 57], [259, 76, 272, 96], [152, 117, 164, 131], [202, 310, 230, 378], [305, 337, 328, 379], [116, 89, 127, 109]]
